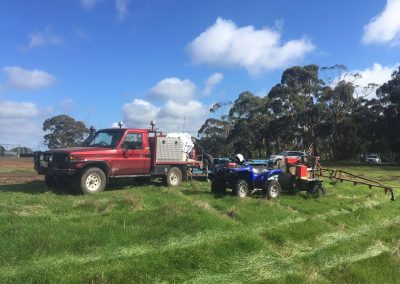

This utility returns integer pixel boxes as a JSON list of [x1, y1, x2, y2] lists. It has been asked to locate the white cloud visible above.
[[122, 76, 211, 134], [362, 0, 400, 45], [355, 63, 398, 88], [0, 100, 44, 147], [203, 72, 224, 96], [81, 0, 102, 9], [59, 98, 75, 113], [0, 101, 39, 119], [23, 26, 63, 50], [149, 77, 196, 102], [1, 66, 55, 91], [334, 63, 399, 99], [115, 0, 129, 20], [122, 99, 161, 128], [188, 18, 314, 74], [122, 98, 208, 134]]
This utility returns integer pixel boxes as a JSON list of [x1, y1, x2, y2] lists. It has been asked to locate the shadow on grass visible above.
[[107, 177, 163, 190], [0, 180, 80, 195], [0, 177, 166, 195]]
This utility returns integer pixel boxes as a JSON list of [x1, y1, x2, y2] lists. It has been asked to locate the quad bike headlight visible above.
[[40, 154, 44, 161], [48, 155, 53, 162]]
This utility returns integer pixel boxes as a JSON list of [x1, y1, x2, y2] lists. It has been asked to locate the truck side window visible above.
[[123, 133, 143, 150]]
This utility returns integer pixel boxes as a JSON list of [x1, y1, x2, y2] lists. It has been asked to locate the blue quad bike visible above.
[[209, 163, 283, 199]]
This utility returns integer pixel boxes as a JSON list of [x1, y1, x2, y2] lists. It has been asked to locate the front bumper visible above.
[[34, 158, 77, 176], [34, 166, 77, 176]]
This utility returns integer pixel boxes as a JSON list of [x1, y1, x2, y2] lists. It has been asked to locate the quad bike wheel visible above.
[[234, 179, 249, 198], [263, 180, 281, 199]]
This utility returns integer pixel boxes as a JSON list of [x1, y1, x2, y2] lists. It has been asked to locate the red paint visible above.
[[296, 165, 308, 179]]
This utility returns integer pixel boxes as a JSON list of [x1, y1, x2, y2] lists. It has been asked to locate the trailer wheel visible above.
[[308, 182, 325, 198], [263, 180, 281, 199], [234, 179, 249, 198], [80, 167, 106, 194], [165, 167, 182, 187], [211, 179, 226, 194]]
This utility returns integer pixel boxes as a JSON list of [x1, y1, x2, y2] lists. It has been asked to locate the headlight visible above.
[[48, 155, 53, 162], [40, 154, 44, 161]]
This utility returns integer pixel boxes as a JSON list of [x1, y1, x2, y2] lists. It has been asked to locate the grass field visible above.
[[0, 162, 399, 283]]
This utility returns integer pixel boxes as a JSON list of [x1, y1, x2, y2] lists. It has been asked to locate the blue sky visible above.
[[0, 0, 399, 149]]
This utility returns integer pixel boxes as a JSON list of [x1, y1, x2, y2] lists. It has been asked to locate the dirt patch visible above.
[[0, 176, 43, 184], [0, 157, 41, 184], [0, 157, 34, 169]]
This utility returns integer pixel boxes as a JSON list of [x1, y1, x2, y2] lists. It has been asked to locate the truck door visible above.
[[115, 132, 150, 175]]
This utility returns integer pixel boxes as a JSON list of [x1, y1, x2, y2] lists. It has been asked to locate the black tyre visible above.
[[164, 167, 182, 187], [263, 180, 281, 199], [203, 153, 214, 170], [211, 179, 226, 194], [308, 182, 325, 198], [80, 167, 106, 194], [233, 179, 249, 198], [45, 174, 58, 188]]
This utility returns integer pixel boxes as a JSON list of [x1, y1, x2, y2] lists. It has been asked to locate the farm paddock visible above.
[[0, 158, 399, 283]]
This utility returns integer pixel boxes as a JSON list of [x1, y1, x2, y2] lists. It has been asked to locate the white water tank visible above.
[[166, 133, 194, 157]]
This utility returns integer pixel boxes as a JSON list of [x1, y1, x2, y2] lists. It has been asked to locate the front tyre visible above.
[[80, 167, 106, 194], [165, 167, 182, 187], [234, 179, 249, 198], [263, 180, 281, 199]]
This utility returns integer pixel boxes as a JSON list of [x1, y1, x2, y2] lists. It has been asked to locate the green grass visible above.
[[0, 164, 399, 283]]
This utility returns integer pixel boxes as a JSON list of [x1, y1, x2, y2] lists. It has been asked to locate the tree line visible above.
[[197, 64, 400, 161]]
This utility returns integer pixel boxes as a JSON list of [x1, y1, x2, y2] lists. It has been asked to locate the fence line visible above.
[[0, 144, 34, 157]]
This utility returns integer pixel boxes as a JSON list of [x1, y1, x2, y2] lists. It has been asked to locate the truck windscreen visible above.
[[87, 130, 124, 148]]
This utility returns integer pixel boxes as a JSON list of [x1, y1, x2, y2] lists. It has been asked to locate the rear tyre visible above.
[[233, 179, 249, 198], [263, 180, 281, 199], [211, 179, 226, 194], [308, 182, 325, 198], [165, 167, 182, 187], [80, 167, 106, 194]]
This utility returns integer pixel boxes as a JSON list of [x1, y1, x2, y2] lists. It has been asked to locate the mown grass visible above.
[[0, 164, 399, 283]]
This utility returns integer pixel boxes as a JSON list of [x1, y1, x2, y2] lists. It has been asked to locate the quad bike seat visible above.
[[251, 166, 269, 174]]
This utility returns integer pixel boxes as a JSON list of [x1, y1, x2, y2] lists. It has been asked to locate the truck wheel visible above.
[[165, 167, 182, 187], [211, 179, 226, 194], [234, 179, 249, 198], [263, 180, 281, 199], [80, 167, 106, 194]]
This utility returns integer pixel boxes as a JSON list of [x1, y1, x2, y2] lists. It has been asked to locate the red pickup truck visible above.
[[34, 126, 209, 194]]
